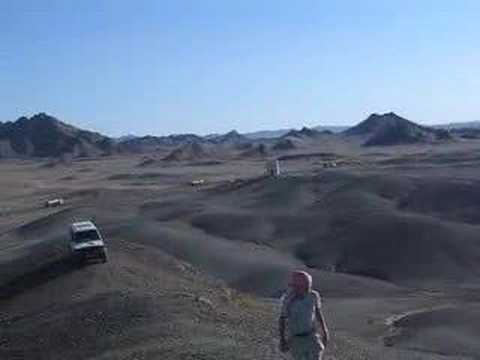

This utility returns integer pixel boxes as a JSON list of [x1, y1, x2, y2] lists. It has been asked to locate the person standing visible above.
[[279, 271, 329, 360]]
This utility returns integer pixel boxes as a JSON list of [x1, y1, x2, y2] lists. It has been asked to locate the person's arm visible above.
[[279, 316, 289, 352], [278, 293, 290, 353], [316, 308, 330, 345], [314, 293, 330, 346]]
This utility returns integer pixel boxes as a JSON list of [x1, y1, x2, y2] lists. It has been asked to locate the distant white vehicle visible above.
[[323, 161, 337, 168], [45, 198, 64, 208], [69, 221, 107, 263], [191, 179, 205, 186]]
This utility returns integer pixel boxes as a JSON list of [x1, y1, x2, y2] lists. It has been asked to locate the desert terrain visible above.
[[2, 114, 480, 359]]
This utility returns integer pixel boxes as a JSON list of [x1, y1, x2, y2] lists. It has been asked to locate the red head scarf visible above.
[[290, 270, 312, 294]]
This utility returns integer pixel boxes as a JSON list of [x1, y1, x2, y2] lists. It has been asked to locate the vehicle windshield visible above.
[[73, 230, 100, 243]]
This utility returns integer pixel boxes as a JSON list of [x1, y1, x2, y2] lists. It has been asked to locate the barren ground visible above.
[[2, 140, 480, 359]]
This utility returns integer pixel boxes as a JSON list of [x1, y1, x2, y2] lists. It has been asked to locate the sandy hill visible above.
[[184, 173, 480, 288], [345, 112, 451, 146], [0, 113, 113, 158], [162, 142, 210, 161]]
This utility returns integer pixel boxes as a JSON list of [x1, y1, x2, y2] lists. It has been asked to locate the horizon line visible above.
[[1, 111, 479, 138]]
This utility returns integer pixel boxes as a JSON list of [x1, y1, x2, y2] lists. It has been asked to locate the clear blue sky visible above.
[[1, 1, 479, 136]]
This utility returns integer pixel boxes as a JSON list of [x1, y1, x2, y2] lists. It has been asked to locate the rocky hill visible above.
[[0, 113, 113, 158], [207, 130, 249, 145], [272, 138, 296, 151], [345, 112, 451, 146], [119, 134, 204, 153], [448, 127, 480, 139], [162, 142, 210, 162], [121, 130, 253, 153], [282, 126, 321, 139]]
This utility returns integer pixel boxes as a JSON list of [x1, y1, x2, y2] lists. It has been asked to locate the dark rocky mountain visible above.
[[282, 127, 321, 139], [0, 113, 114, 158], [449, 128, 480, 139], [345, 112, 451, 146], [119, 133, 204, 153], [244, 125, 347, 139], [313, 125, 348, 133], [319, 129, 334, 135], [243, 128, 292, 139], [434, 121, 480, 130], [115, 134, 137, 143], [207, 130, 249, 145], [272, 138, 296, 151], [4, 111, 464, 159], [117, 135, 162, 153], [345, 112, 402, 136], [162, 142, 210, 162]]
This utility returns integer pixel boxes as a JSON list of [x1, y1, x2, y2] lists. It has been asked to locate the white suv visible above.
[[69, 221, 107, 263]]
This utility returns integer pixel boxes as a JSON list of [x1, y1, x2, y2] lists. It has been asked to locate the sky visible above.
[[0, 0, 479, 137]]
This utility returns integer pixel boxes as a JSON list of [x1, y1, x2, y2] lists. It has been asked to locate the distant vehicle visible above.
[[323, 161, 337, 168], [69, 221, 107, 263], [191, 179, 205, 186], [45, 198, 64, 208]]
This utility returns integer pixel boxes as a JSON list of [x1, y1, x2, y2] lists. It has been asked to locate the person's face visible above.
[[288, 273, 307, 296]]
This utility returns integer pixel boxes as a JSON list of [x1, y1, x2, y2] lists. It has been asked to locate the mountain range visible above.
[[434, 121, 480, 129], [345, 112, 451, 146], [0, 112, 478, 159], [0, 113, 113, 158], [243, 125, 348, 139]]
